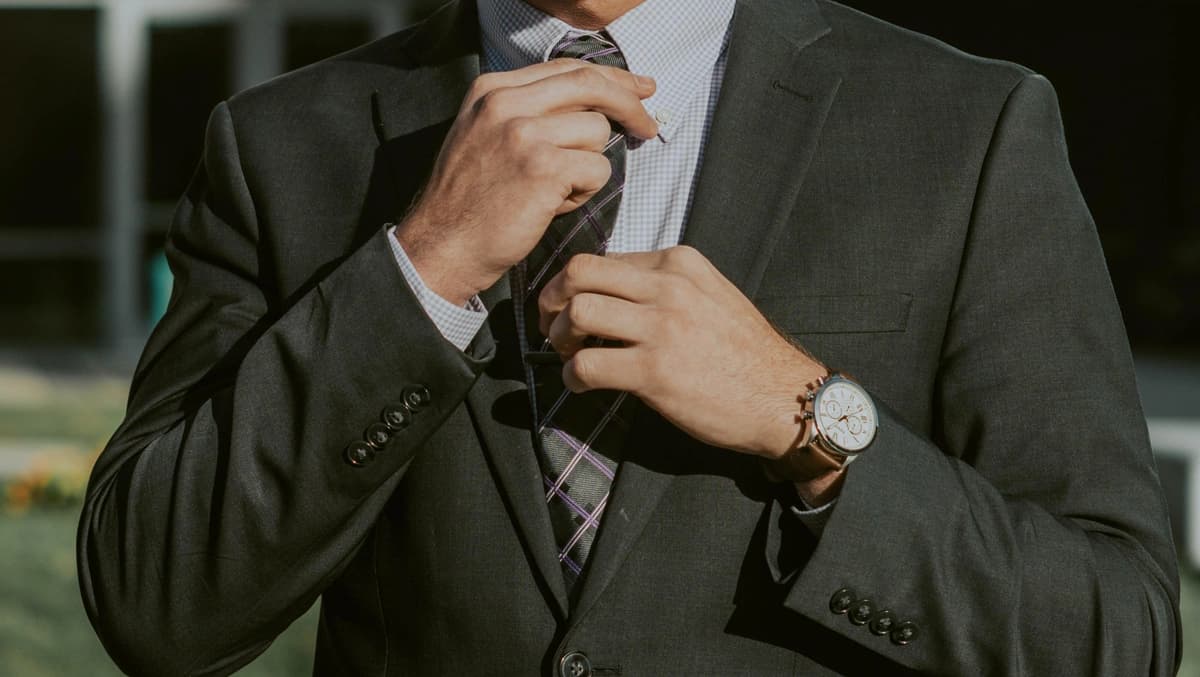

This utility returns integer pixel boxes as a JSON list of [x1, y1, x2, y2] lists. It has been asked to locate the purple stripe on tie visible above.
[[561, 553, 582, 575], [551, 428, 616, 480], [543, 475, 600, 524], [561, 494, 608, 553], [580, 46, 620, 61], [526, 184, 627, 293]]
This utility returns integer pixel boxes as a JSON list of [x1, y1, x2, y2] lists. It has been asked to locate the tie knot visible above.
[[548, 32, 627, 70]]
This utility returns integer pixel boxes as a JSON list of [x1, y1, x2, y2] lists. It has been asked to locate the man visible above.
[[78, 0, 1180, 674]]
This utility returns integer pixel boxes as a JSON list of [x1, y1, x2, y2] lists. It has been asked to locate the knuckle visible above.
[[503, 118, 536, 147], [468, 73, 497, 98], [566, 295, 593, 328], [572, 67, 605, 91], [472, 89, 507, 120], [518, 150, 554, 179], [665, 245, 700, 268], [570, 352, 596, 385], [563, 253, 597, 281]]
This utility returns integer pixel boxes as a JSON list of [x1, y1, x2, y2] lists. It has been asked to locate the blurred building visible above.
[[0, 0, 441, 359], [1, 0, 1196, 362]]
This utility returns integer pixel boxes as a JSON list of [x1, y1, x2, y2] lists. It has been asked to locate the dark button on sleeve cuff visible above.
[[848, 598, 875, 625], [344, 441, 376, 467], [402, 384, 432, 411], [829, 588, 856, 614], [890, 620, 920, 645]]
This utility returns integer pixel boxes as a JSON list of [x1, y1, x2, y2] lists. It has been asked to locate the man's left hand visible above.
[[538, 246, 826, 463]]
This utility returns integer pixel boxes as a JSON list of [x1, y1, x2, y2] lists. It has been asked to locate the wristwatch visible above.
[[798, 371, 878, 470]]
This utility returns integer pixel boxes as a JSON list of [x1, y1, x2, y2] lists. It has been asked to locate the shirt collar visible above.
[[477, 0, 735, 142]]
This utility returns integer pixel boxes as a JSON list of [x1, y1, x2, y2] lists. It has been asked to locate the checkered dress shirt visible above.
[[390, 0, 735, 351], [387, 0, 835, 531]]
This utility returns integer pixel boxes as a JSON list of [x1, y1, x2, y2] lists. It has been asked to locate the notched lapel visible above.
[[370, 0, 572, 617], [572, 0, 843, 621], [683, 0, 843, 301], [465, 278, 572, 618]]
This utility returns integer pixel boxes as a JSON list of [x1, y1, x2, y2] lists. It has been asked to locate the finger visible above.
[[500, 68, 659, 139], [552, 148, 613, 212], [518, 111, 613, 152], [538, 254, 661, 335], [471, 59, 655, 100], [608, 246, 722, 292], [562, 347, 644, 394], [547, 292, 653, 357]]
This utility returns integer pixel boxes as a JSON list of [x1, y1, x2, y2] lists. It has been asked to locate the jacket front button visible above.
[[891, 620, 920, 645], [559, 650, 591, 677], [829, 587, 856, 614], [344, 441, 376, 467], [848, 598, 874, 625]]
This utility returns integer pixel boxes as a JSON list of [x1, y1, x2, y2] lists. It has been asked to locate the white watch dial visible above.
[[814, 379, 877, 453]]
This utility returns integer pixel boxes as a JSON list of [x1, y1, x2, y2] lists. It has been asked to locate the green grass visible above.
[[0, 509, 317, 676]]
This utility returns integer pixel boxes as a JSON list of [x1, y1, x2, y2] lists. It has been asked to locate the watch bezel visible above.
[[810, 375, 878, 457]]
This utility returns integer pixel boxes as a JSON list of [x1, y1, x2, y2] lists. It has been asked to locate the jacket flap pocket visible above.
[[753, 293, 913, 334]]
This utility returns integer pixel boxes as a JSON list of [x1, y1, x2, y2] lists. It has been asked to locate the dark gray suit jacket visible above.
[[77, 0, 1180, 674]]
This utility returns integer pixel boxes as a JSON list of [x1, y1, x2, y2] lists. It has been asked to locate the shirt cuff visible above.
[[789, 494, 836, 538], [386, 224, 488, 352]]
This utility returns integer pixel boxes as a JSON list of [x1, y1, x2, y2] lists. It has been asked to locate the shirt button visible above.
[[654, 109, 671, 125], [559, 650, 591, 677]]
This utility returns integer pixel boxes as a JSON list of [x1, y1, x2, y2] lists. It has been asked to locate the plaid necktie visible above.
[[511, 31, 639, 591]]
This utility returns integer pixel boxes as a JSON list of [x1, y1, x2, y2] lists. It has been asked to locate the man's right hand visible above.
[[394, 59, 658, 307]]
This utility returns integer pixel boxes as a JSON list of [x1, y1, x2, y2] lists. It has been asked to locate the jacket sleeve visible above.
[[781, 74, 1181, 676], [76, 101, 494, 676]]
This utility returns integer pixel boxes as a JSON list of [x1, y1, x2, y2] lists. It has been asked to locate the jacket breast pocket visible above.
[[752, 292, 913, 335]]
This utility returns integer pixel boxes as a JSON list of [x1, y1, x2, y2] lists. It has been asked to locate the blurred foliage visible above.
[[0, 508, 318, 676]]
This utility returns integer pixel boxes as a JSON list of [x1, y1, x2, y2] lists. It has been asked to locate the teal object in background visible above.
[[147, 250, 172, 328]]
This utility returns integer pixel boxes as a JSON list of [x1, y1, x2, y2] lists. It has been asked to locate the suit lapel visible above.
[[465, 279, 572, 618], [371, 0, 572, 617], [572, 0, 843, 620]]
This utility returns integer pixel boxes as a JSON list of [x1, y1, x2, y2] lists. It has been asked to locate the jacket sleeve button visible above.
[[382, 403, 413, 431], [402, 384, 432, 411], [848, 598, 875, 625], [829, 588, 856, 614], [890, 620, 920, 645], [364, 423, 392, 449], [344, 441, 376, 467], [869, 609, 896, 636]]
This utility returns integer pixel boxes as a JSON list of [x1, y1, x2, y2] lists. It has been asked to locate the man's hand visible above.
[[537, 246, 845, 501], [395, 60, 658, 306]]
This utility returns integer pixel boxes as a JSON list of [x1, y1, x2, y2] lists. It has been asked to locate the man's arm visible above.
[[78, 59, 661, 676], [780, 73, 1181, 675], [76, 101, 492, 676], [538, 73, 1180, 674]]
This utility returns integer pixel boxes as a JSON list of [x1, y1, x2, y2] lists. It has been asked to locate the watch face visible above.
[[814, 378, 878, 454]]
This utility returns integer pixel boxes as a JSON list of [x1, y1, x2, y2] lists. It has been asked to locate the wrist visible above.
[[393, 216, 487, 307], [758, 352, 827, 460]]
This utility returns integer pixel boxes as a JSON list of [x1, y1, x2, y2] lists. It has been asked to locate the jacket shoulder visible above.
[[817, 1, 1034, 97]]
